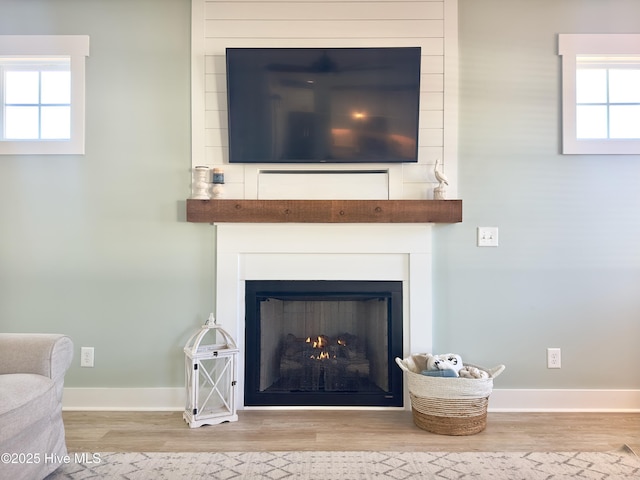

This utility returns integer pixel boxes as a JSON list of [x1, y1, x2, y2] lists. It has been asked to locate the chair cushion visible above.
[[0, 373, 57, 446]]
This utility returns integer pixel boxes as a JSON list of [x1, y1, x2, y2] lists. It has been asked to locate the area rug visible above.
[[46, 446, 639, 479]]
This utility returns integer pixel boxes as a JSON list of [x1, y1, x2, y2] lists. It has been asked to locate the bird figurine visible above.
[[434, 159, 449, 188]]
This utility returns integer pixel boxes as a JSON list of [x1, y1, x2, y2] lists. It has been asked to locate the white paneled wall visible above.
[[191, 0, 458, 199]]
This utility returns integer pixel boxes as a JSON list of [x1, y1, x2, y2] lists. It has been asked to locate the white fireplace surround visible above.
[[215, 223, 433, 410]]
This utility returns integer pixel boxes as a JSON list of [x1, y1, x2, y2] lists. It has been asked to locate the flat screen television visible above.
[[225, 47, 421, 164]]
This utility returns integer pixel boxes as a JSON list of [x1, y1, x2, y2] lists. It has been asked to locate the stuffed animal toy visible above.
[[404, 353, 429, 373], [423, 353, 464, 377], [419, 353, 490, 379], [459, 365, 489, 379]]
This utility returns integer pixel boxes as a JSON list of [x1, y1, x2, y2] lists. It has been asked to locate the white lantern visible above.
[[183, 314, 238, 428]]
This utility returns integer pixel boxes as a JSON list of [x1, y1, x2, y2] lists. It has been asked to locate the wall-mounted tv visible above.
[[226, 47, 421, 164]]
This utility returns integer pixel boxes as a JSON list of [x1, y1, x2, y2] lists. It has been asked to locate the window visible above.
[[3, 58, 71, 140], [559, 34, 640, 154], [575, 58, 640, 140], [0, 36, 89, 155]]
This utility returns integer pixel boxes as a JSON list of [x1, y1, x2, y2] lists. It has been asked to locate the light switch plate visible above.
[[477, 227, 499, 247]]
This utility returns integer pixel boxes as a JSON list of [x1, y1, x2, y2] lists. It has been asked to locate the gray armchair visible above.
[[0, 333, 74, 480]]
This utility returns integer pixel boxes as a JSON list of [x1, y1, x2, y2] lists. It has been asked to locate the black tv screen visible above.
[[226, 47, 421, 164]]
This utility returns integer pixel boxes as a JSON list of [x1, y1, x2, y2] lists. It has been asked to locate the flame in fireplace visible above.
[[305, 335, 347, 360], [306, 335, 328, 349], [309, 351, 333, 360]]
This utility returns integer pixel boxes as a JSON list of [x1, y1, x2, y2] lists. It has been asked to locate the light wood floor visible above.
[[62, 410, 640, 454]]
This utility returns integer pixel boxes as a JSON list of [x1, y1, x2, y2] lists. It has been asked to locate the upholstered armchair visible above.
[[0, 333, 74, 480]]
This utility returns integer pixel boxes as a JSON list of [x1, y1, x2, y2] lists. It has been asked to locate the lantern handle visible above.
[[205, 313, 217, 327]]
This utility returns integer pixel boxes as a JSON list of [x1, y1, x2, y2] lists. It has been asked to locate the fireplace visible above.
[[244, 280, 403, 407], [214, 223, 433, 410]]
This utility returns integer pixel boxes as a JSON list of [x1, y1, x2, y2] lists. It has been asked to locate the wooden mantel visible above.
[[186, 199, 462, 223]]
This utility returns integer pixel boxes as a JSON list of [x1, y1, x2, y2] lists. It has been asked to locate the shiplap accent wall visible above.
[[191, 0, 458, 200]]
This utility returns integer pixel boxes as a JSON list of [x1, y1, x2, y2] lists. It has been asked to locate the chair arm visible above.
[[0, 333, 74, 382]]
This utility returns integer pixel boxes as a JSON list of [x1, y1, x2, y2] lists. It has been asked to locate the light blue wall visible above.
[[0, 0, 638, 393], [0, 0, 213, 387], [433, 0, 640, 388]]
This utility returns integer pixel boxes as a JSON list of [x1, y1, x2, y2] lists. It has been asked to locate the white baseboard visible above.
[[63, 388, 186, 411], [62, 388, 640, 412], [489, 389, 640, 412]]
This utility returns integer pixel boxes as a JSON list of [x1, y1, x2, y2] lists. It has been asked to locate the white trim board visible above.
[[63, 388, 185, 412], [62, 388, 640, 412], [490, 389, 640, 413]]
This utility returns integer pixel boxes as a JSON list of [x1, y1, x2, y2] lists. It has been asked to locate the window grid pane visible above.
[[610, 105, 640, 138], [5, 106, 39, 139], [41, 106, 71, 139], [576, 105, 608, 139], [576, 67, 640, 140], [41, 71, 71, 104], [2, 66, 72, 140], [5, 71, 40, 104], [576, 69, 607, 103]]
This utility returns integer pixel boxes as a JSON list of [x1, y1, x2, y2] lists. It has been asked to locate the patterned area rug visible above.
[[46, 446, 639, 479]]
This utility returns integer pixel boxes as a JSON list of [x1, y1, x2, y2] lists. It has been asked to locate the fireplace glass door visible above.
[[244, 280, 403, 407]]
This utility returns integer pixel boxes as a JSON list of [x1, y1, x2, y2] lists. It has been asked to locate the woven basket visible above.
[[396, 355, 505, 436]]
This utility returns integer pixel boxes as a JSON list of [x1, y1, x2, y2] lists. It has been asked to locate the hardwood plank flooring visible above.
[[62, 411, 640, 454]]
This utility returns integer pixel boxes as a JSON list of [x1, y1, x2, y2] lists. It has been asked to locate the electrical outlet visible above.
[[477, 227, 499, 247], [547, 348, 561, 369], [81, 347, 94, 367]]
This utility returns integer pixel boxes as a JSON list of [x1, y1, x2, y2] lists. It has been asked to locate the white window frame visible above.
[[0, 35, 89, 155], [559, 34, 640, 155]]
